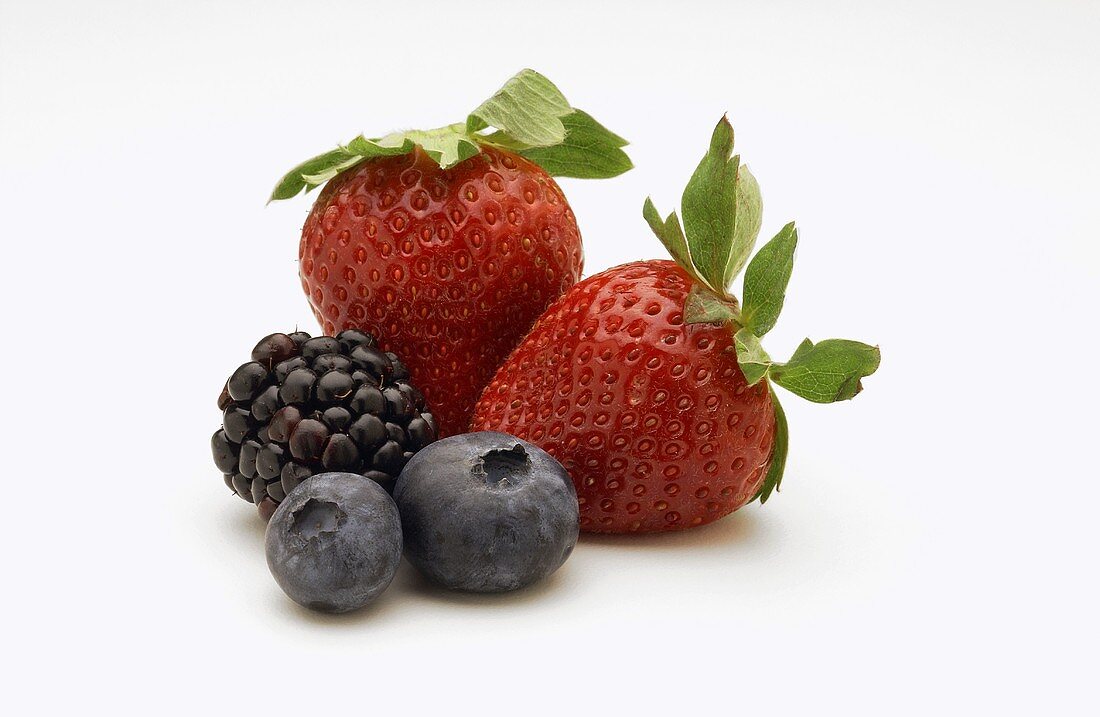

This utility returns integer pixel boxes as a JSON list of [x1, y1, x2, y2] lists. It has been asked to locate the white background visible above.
[[2, 0, 1097, 714]]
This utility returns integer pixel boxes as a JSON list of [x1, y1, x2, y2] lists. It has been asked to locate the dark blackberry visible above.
[[287, 331, 312, 348], [289, 419, 329, 461], [321, 407, 352, 432], [222, 406, 253, 443], [311, 354, 354, 374], [227, 362, 270, 402], [315, 370, 355, 404], [279, 367, 316, 405], [250, 385, 281, 422], [350, 385, 386, 415], [211, 430, 239, 473], [301, 336, 342, 361], [387, 352, 409, 381], [268, 406, 302, 443], [251, 333, 298, 368], [336, 329, 375, 352], [212, 330, 438, 519], [274, 356, 308, 383], [350, 345, 393, 382]]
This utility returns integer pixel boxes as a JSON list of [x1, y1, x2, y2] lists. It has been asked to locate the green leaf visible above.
[[270, 148, 359, 202], [270, 69, 632, 202], [517, 110, 633, 178], [344, 134, 416, 156], [724, 164, 763, 284], [642, 198, 709, 289], [467, 68, 572, 147], [741, 222, 798, 336], [394, 125, 481, 169], [734, 328, 772, 386], [684, 285, 741, 325], [770, 339, 881, 403], [269, 137, 416, 202], [756, 386, 789, 504], [680, 116, 740, 291]]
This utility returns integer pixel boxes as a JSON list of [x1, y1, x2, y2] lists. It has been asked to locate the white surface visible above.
[[3, 1, 1098, 713]]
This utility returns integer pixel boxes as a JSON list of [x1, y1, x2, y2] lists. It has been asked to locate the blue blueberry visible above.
[[394, 431, 579, 593], [265, 472, 402, 613]]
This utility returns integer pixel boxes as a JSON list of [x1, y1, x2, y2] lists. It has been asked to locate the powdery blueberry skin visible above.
[[394, 431, 579, 593], [265, 472, 402, 613]]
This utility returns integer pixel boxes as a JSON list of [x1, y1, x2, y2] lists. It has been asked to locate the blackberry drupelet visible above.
[[212, 331, 438, 520]]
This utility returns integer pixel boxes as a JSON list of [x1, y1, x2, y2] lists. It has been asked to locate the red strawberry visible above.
[[270, 70, 631, 437], [473, 260, 776, 532], [472, 116, 880, 533]]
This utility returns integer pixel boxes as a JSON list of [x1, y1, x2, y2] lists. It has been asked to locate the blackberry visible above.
[[211, 331, 438, 520]]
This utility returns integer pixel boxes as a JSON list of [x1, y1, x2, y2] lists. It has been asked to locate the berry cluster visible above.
[[210, 70, 877, 615], [212, 331, 436, 520]]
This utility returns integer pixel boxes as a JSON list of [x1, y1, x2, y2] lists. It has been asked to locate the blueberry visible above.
[[266, 473, 402, 613], [393, 431, 579, 593]]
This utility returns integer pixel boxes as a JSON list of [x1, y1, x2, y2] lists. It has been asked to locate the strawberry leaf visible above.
[[270, 149, 361, 202], [517, 110, 633, 179], [684, 285, 741, 325], [770, 339, 881, 403], [467, 69, 572, 147], [642, 198, 710, 290], [269, 137, 415, 201], [270, 69, 631, 202], [742, 222, 798, 336], [650, 115, 764, 296], [733, 328, 772, 386], [681, 117, 740, 291], [725, 164, 762, 285], [756, 386, 788, 504], [391, 125, 481, 169]]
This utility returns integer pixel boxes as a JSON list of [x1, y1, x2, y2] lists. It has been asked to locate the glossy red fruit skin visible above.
[[471, 260, 775, 533], [299, 146, 583, 438]]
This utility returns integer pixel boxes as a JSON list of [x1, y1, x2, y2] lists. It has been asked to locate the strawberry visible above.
[[269, 70, 632, 437], [472, 116, 880, 533]]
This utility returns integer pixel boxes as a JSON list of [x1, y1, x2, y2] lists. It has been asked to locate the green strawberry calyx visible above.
[[643, 115, 881, 503], [269, 69, 633, 202]]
